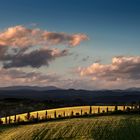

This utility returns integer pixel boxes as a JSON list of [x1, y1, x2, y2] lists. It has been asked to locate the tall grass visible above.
[[0, 115, 139, 140]]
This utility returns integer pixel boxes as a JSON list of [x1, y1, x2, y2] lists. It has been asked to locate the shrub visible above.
[[84, 112, 88, 115], [126, 107, 131, 112], [75, 112, 80, 116]]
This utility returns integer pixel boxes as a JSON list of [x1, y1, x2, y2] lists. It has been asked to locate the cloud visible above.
[[0, 68, 61, 87], [0, 25, 88, 68], [78, 56, 140, 81], [0, 45, 8, 59], [2, 48, 68, 68], [1, 56, 140, 89], [0, 25, 88, 48]]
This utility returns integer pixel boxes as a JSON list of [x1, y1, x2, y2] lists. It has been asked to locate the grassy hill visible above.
[[0, 115, 140, 140]]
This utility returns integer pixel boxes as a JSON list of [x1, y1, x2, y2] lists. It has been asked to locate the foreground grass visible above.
[[0, 115, 140, 140]]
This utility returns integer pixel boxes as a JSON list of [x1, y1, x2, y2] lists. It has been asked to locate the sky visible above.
[[0, 0, 140, 89]]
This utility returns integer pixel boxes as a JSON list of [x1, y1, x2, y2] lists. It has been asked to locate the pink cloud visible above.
[[0, 25, 88, 48], [78, 56, 140, 81], [0, 25, 88, 68]]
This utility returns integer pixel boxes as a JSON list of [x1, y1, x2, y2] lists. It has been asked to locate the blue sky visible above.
[[0, 0, 140, 89]]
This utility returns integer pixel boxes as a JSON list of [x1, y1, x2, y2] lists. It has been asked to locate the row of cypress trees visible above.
[[1, 104, 140, 124]]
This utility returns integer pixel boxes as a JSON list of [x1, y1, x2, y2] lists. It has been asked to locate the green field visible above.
[[0, 115, 140, 140]]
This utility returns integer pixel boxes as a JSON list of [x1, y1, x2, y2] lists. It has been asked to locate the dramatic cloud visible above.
[[0, 25, 88, 68], [2, 48, 68, 68], [78, 56, 140, 81], [0, 25, 88, 48]]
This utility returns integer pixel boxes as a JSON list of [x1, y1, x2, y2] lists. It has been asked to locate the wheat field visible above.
[[0, 115, 140, 140], [1, 105, 131, 124]]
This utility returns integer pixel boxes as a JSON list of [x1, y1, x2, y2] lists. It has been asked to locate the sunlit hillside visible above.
[[1, 105, 132, 124], [0, 115, 140, 140]]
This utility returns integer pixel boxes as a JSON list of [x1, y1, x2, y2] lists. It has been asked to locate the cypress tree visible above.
[[98, 107, 100, 114], [54, 111, 57, 118], [81, 109, 83, 115], [89, 106, 92, 114], [45, 110, 48, 119], [27, 112, 30, 120], [71, 110, 74, 117], [106, 107, 109, 113], [14, 114, 16, 123], [63, 111, 65, 117], [115, 105, 118, 111], [17, 116, 20, 123], [123, 105, 126, 111], [36, 112, 39, 120]]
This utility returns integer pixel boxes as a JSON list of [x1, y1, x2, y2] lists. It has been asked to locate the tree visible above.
[[26, 112, 30, 120], [36, 112, 39, 120], [123, 105, 126, 111], [81, 109, 83, 115], [98, 107, 100, 114], [9, 116, 12, 124], [14, 115, 17, 123], [71, 110, 74, 117], [63, 111, 65, 117], [106, 107, 109, 113], [54, 111, 57, 118], [17, 116, 20, 123], [115, 105, 118, 111], [45, 110, 48, 119], [89, 106, 92, 114]]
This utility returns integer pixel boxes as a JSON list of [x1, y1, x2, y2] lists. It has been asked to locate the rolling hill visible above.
[[0, 115, 140, 140], [0, 87, 140, 103]]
